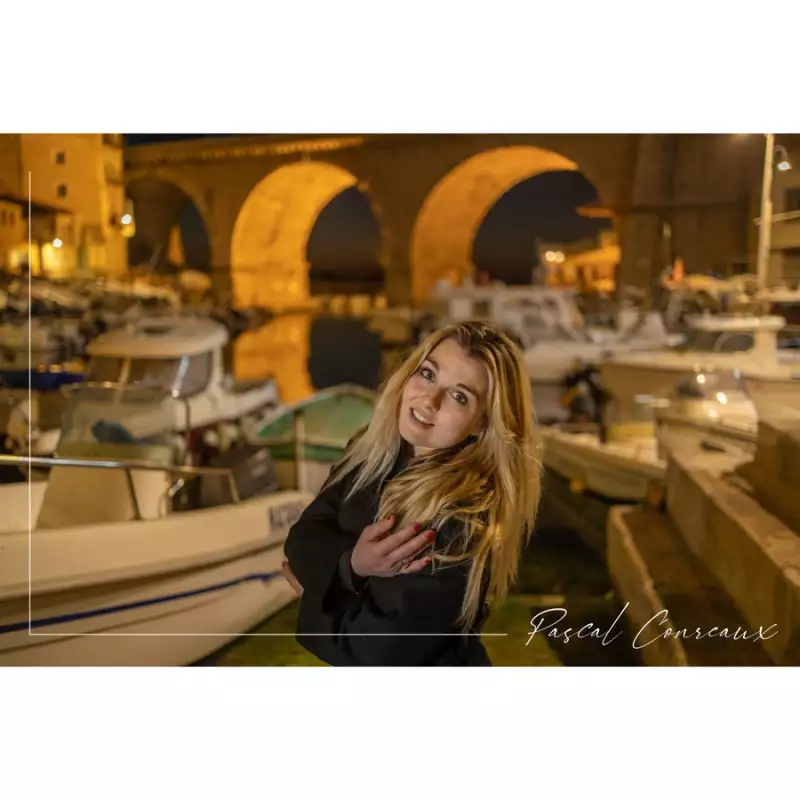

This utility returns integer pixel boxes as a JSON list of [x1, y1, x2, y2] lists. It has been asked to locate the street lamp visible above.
[[756, 134, 792, 289]]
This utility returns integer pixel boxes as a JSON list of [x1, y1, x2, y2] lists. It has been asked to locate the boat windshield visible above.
[[56, 383, 178, 465], [86, 352, 211, 397], [676, 329, 754, 354]]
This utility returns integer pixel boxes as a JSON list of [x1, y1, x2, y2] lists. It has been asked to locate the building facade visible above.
[[765, 139, 800, 285], [0, 134, 133, 278]]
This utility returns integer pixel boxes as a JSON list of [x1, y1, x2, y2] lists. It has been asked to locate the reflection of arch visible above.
[[230, 162, 381, 308], [410, 146, 604, 304], [234, 315, 314, 403]]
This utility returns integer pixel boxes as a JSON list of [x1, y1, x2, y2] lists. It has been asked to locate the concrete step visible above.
[[607, 506, 774, 666], [739, 417, 800, 532], [665, 447, 800, 666]]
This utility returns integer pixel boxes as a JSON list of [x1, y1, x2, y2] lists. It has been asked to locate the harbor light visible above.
[[53, 238, 63, 248]]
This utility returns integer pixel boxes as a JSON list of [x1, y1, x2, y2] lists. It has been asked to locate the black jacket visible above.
[[284, 446, 492, 667]]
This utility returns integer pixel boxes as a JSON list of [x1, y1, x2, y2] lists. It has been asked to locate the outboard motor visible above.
[[194, 442, 280, 511], [560, 363, 610, 429]]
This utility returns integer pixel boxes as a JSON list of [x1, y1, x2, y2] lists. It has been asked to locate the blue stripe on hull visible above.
[[0, 570, 285, 635]]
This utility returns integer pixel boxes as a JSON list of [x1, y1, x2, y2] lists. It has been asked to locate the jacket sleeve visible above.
[[283, 469, 356, 597], [283, 428, 367, 596], [295, 521, 476, 667]]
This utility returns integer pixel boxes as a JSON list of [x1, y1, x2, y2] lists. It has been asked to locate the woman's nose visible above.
[[422, 389, 443, 411]]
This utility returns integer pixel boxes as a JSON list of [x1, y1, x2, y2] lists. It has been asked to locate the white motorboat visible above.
[[542, 313, 800, 508], [542, 422, 665, 504], [0, 380, 370, 666], [2, 315, 281, 469], [542, 368, 758, 505], [599, 313, 800, 423]]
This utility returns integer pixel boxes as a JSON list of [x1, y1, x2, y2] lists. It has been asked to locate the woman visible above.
[[282, 320, 542, 666]]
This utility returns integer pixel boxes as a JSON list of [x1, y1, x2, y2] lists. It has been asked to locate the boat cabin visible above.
[[78, 316, 280, 462], [85, 316, 230, 398], [677, 314, 789, 362]]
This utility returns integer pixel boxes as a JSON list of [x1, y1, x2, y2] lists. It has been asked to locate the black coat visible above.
[[284, 447, 492, 667]]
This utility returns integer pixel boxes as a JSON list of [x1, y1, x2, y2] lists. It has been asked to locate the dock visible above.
[[607, 414, 800, 666]]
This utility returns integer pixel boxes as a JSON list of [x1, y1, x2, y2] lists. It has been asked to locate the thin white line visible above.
[[27, 632, 507, 637], [27, 169, 32, 637]]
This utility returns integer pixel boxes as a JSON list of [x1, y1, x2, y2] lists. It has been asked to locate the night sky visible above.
[[125, 134, 610, 285]]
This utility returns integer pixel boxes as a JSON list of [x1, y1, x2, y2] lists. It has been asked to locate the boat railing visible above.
[[0, 453, 242, 520]]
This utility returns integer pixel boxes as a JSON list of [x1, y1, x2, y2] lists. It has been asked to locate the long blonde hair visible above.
[[329, 321, 542, 630]]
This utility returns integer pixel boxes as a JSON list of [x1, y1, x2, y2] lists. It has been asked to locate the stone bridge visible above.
[[124, 133, 761, 308]]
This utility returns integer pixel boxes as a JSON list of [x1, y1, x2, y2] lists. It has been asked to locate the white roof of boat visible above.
[[759, 287, 800, 303], [87, 316, 229, 359], [687, 314, 785, 332]]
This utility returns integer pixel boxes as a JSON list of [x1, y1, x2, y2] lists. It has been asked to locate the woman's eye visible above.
[[420, 367, 434, 380], [452, 392, 467, 405]]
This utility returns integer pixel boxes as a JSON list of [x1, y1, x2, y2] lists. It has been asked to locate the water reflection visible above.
[[233, 314, 315, 404], [231, 313, 385, 405]]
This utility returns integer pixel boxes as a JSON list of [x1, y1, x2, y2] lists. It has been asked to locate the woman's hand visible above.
[[282, 560, 303, 596], [351, 515, 436, 579]]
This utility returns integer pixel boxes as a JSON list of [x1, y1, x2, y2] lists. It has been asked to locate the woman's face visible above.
[[399, 338, 490, 455]]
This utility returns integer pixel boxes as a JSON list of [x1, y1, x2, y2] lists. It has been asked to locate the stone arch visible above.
[[409, 145, 615, 303], [229, 162, 383, 308], [125, 169, 212, 269]]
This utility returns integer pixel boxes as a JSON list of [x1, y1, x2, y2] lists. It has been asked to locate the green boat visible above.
[[246, 384, 376, 493]]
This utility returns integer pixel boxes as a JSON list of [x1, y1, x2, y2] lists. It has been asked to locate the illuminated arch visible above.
[[410, 145, 603, 303], [125, 171, 211, 269], [230, 162, 380, 308]]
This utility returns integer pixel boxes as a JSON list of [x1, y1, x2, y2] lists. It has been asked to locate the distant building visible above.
[[0, 134, 133, 279], [763, 143, 800, 286], [537, 230, 619, 291]]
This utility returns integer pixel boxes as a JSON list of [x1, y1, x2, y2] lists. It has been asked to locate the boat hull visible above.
[[541, 426, 665, 503], [0, 490, 311, 666]]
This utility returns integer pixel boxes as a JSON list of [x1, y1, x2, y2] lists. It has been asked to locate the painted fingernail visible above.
[[414, 523, 424, 532], [426, 530, 436, 540]]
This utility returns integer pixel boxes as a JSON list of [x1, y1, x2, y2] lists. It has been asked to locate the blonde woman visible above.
[[283, 321, 542, 666]]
